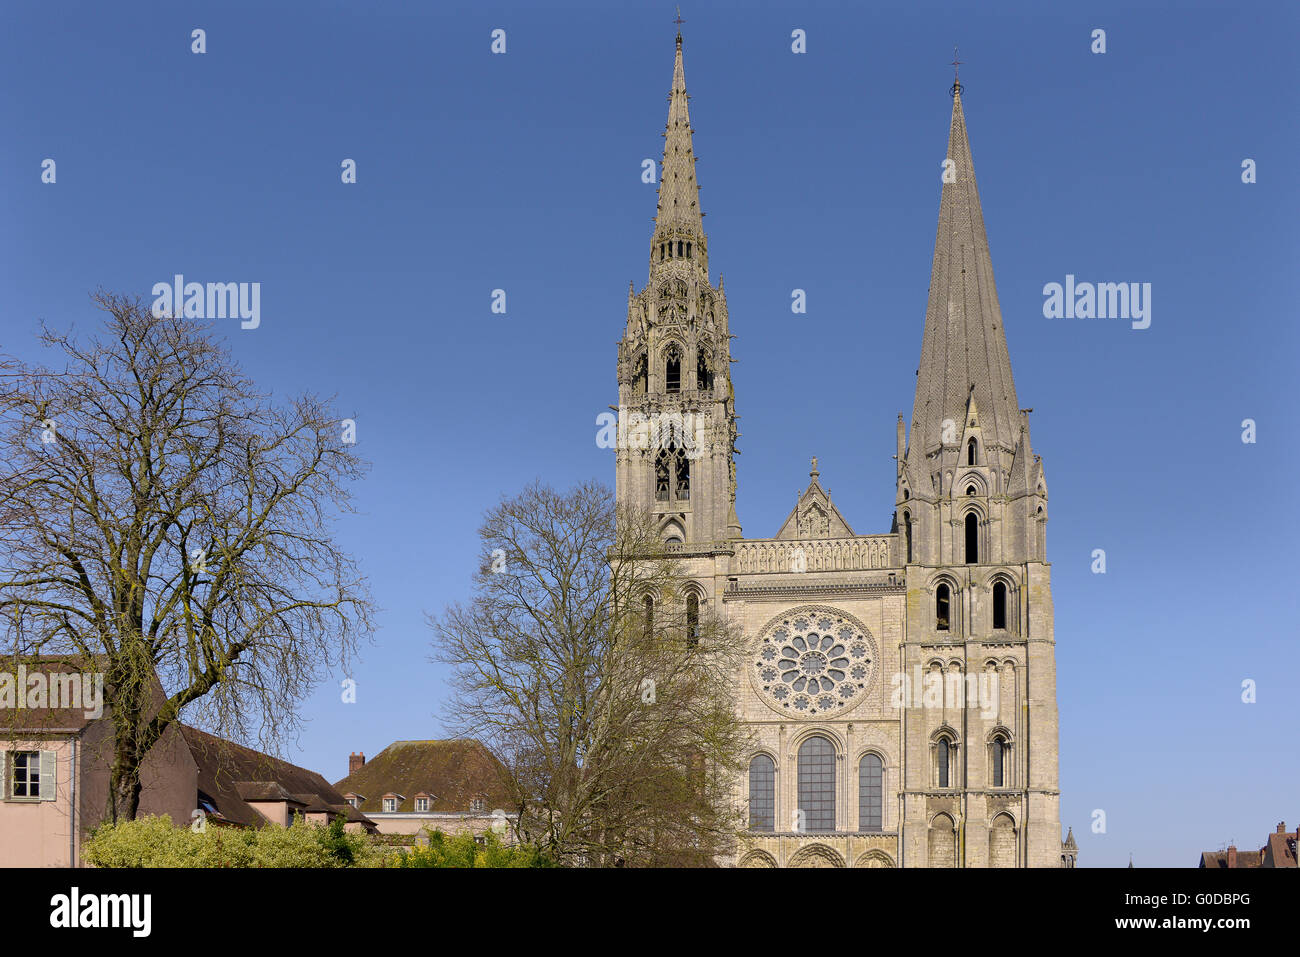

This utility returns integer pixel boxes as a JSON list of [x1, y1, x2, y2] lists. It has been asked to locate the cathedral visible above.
[[613, 32, 1072, 867]]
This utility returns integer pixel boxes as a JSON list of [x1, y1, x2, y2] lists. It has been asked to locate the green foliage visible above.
[[389, 828, 554, 868], [83, 814, 381, 868]]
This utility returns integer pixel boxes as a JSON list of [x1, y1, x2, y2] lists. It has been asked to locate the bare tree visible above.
[[0, 292, 374, 821], [429, 480, 750, 866]]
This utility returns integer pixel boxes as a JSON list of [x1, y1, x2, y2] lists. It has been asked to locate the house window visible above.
[[967, 438, 976, 465], [797, 735, 836, 832], [902, 510, 912, 563], [415, 797, 429, 812], [643, 595, 654, 640], [993, 581, 1007, 630], [346, 797, 358, 808], [936, 584, 950, 631], [992, 737, 1007, 788], [965, 513, 978, 564], [470, 798, 485, 813], [937, 739, 953, 789], [383, 798, 397, 812], [859, 754, 883, 832], [748, 755, 775, 832], [10, 751, 40, 798]]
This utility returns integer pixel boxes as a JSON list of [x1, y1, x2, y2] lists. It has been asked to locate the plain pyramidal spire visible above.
[[909, 64, 1021, 462]]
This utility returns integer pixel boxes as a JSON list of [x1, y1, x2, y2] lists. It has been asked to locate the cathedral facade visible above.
[[613, 33, 1069, 867]]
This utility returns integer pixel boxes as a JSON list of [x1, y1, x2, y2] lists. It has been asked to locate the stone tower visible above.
[[613, 39, 1067, 867], [615, 29, 741, 547], [893, 71, 1062, 868]]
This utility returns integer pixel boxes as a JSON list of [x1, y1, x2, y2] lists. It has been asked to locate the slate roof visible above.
[[333, 739, 510, 814]]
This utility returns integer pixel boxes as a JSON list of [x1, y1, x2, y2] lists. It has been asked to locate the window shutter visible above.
[[40, 750, 57, 801]]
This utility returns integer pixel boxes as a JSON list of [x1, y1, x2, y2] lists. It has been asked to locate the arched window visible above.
[[935, 583, 950, 631], [665, 345, 682, 393], [686, 592, 699, 646], [967, 438, 977, 465], [937, 739, 951, 788], [655, 445, 689, 503], [993, 581, 1007, 630], [992, 736, 1007, 787], [966, 485, 977, 496], [696, 347, 713, 390], [903, 510, 912, 563], [643, 595, 654, 641], [686, 241, 692, 259], [798, 735, 836, 832], [859, 754, 883, 832], [654, 450, 670, 501], [633, 353, 647, 394], [965, 513, 978, 564], [748, 755, 775, 832], [677, 240, 683, 258]]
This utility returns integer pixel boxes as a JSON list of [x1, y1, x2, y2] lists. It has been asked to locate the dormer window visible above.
[[383, 797, 396, 812], [470, 798, 486, 813], [415, 797, 429, 812]]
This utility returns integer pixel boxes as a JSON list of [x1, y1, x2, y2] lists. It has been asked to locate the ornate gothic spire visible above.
[[909, 76, 1020, 461], [650, 31, 707, 274]]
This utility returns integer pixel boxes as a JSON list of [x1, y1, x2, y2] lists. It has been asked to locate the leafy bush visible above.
[[84, 814, 381, 868], [389, 828, 554, 868]]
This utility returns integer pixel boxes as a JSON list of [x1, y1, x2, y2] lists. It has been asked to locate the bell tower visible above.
[[615, 30, 741, 546], [896, 71, 1062, 867]]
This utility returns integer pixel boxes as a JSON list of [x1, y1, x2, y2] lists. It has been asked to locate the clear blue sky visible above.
[[3, 0, 1296, 867]]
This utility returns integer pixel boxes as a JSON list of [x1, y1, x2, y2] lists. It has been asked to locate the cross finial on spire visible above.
[[951, 45, 963, 95], [810, 455, 819, 479], [675, 7, 685, 44]]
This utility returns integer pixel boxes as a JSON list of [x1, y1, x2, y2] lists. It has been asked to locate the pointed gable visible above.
[[774, 458, 856, 540]]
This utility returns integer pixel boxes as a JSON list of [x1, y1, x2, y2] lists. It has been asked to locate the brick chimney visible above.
[[1276, 821, 1286, 834], [349, 751, 365, 775], [1226, 844, 1237, 868]]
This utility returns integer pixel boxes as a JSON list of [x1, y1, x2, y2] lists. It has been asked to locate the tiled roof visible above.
[[180, 725, 373, 830], [1198, 849, 1261, 868], [1261, 831, 1298, 868], [0, 655, 113, 734], [332, 739, 510, 814]]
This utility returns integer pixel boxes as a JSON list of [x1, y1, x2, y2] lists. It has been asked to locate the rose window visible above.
[[750, 606, 877, 717]]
